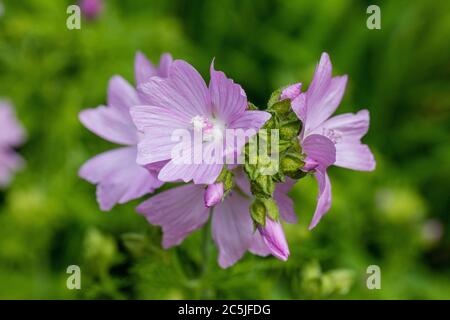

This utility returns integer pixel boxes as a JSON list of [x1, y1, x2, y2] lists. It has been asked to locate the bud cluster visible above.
[[246, 89, 306, 228]]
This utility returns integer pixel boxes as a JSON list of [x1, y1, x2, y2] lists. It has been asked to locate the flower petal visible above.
[[281, 83, 302, 100], [107, 76, 140, 116], [158, 160, 223, 185], [157, 53, 173, 78], [79, 105, 138, 145], [209, 61, 248, 123], [138, 60, 210, 118], [137, 184, 210, 248], [317, 109, 370, 142], [79, 146, 161, 210], [301, 134, 336, 169], [304, 53, 348, 133], [335, 142, 376, 171], [273, 179, 297, 223], [228, 110, 271, 132], [130, 105, 192, 164], [134, 51, 157, 86], [212, 192, 254, 268], [309, 169, 332, 230]]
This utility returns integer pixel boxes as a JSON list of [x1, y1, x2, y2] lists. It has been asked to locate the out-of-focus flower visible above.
[[79, 0, 103, 20], [130, 60, 271, 185], [0, 101, 26, 188], [283, 53, 376, 229], [136, 169, 294, 268], [79, 53, 172, 210]]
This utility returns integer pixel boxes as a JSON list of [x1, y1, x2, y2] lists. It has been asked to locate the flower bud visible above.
[[204, 183, 224, 207], [258, 218, 290, 261]]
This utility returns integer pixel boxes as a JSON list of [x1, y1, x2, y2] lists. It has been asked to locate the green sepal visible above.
[[250, 174, 275, 199], [262, 198, 279, 221], [270, 99, 291, 116], [250, 199, 266, 226], [267, 89, 282, 107]]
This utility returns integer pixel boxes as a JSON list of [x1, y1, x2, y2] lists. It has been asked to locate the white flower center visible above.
[[190, 115, 224, 142], [322, 128, 342, 144]]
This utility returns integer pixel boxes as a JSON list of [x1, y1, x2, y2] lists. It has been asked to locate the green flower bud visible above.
[[250, 199, 267, 226], [262, 198, 279, 221], [280, 153, 304, 176], [250, 198, 280, 226], [250, 174, 275, 199], [279, 120, 301, 140], [270, 99, 291, 116], [267, 89, 282, 107]]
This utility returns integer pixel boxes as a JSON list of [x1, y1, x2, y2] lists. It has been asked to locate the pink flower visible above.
[[137, 169, 295, 268], [0, 101, 25, 188], [79, 53, 172, 210], [79, 0, 103, 20], [130, 59, 271, 185], [283, 52, 376, 229]]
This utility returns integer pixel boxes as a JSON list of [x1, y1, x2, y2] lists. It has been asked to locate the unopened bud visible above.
[[258, 218, 290, 261], [204, 183, 224, 207]]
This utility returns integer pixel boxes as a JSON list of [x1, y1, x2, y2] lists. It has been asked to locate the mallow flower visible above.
[[0, 101, 25, 188], [130, 60, 271, 185], [136, 168, 295, 268], [79, 53, 172, 210], [282, 52, 376, 229], [79, 0, 103, 20]]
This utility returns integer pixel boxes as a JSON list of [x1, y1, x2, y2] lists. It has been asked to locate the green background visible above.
[[0, 0, 449, 299]]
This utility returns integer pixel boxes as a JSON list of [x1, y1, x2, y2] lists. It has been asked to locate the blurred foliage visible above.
[[0, 0, 449, 299]]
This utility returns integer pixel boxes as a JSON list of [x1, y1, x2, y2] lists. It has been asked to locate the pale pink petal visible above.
[[212, 192, 254, 268], [79, 146, 161, 211], [305, 75, 348, 134], [304, 53, 348, 133], [130, 105, 192, 164], [305, 52, 332, 118], [233, 168, 251, 196], [335, 142, 376, 171], [79, 105, 137, 145], [309, 169, 332, 230], [316, 109, 370, 142], [281, 83, 302, 100], [209, 61, 247, 123], [301, 134, 336, 169], [158, 160, 223, 185], [273, 179, 297, 223], [107, 76, 140, 116], [228, 110, 271, 132], [138, 60, 210, 118], [248, 232, 271, 257], [291, 93, 307, 124], [134, 52, 157, 86], [157, 53, 173, 78], [136, 184, 210, 248]]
